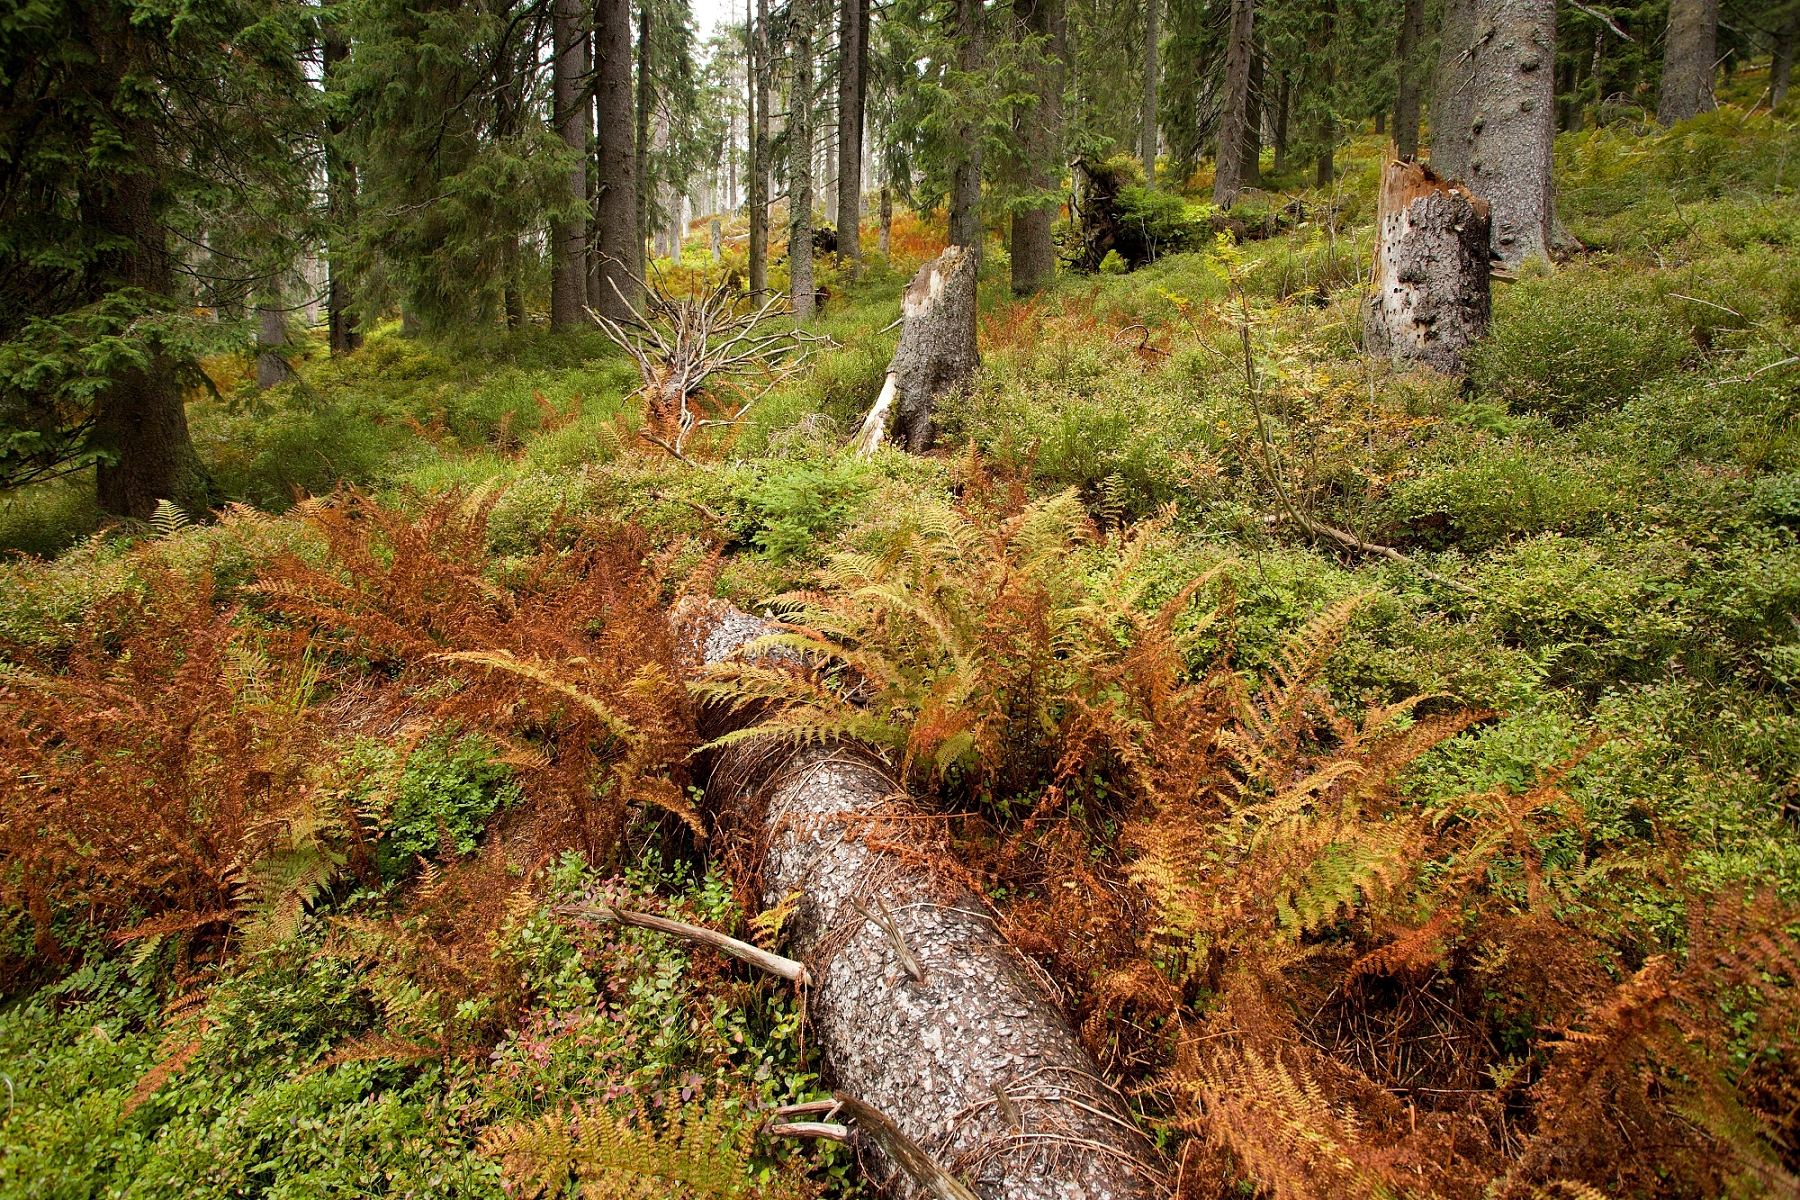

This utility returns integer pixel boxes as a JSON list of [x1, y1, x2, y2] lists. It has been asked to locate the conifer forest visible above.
[[6, 0, 1800, 1194]]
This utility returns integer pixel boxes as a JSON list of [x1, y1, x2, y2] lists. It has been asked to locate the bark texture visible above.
[[1141, 0, 1158, 185], [1430, 0, 1478, 180], [749, 0, 771, 294], [879, 246, 979, 453], [1776, 16, 1796, 108], [789, 0, 816, 323], [690, 606, 1165, 1200], [1363, 159, 1492, 374], [595, 0, 639, 318], [879, 184, 893, 256], [836, 0, 865, 274], [322, 21, 361, 356], [1011, 0, 1065, 296], [1393, 0, 1425, 160], [82, 110, 200, 519], [948, 0, 985, 252], [1212, 0, 1256, 207], [255, 303, 293, 389], [1240, 44, 1263, 189], [1465, 0, 1557, 266], [1657, 0, 1719, 125], [551, 0, 588, 330]]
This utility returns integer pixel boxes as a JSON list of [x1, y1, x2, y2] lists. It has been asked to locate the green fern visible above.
[[149, 498, 191, 539], [480, 1098, 802, 1200]]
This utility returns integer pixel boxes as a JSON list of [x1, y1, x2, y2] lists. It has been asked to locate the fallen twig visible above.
[[850, 895, 926, 984], [558, 902, 810, 985], [831, 1094, 980, 1200]]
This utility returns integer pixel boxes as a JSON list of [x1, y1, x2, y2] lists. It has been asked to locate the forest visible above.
[[2, 0, 1799, 1195]]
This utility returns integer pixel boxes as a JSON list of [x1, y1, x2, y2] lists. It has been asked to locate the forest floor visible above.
[[2, 83, 1799, 1200]]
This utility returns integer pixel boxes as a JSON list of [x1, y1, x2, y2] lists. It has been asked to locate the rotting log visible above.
[[1363, 158, 1492, 375], [856, 245, 979, 457], [678, 600, 1165, 1200]]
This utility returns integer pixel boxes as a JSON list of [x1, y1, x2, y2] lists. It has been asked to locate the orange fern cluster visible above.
[[700, 473, 1800, 1200]]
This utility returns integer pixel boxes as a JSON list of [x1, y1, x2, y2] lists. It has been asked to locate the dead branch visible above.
[[831, 1094, 982, 1200], [586, 265, 838, 463], [558, 902, 811, 985], [766, 1120, 854, 1142], [850, 895, 927, 984]]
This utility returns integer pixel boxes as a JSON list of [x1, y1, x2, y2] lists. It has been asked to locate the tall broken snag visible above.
[[856, 245, 979, 456], [1363, 159, 1492, 375]]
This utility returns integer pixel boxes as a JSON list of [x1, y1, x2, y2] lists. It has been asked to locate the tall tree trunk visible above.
[[879, 184, 892, 255], [322, 21, 361, 355], [1776, 16, 1796, 107], [1364, 159, 1491, 373], [1212, 0, 1255, 207], [256, 298, 292, 389], [87, 162, 201, 519], [586, 19, 603, 305], [1394, 0, 1424, 159], [750, 0, 771, 294], [1141, 0, 1158, 185], [552, 0, 589, 330], [1240, 43, 1263, 187], [1466, 0, 1558, 266], [790, 0, 817, 323], [1431, 0, 1478, 179], [948, 0, 984, 252], [688, 605, 1163, 1200], [1272, 70, 1289, 173], [595, 0, 639, 318], [635, 0, 654, 266], [836, 0, 865, 274], [1657, 0, 1719, 124], [1011, 0, 1065, 295]]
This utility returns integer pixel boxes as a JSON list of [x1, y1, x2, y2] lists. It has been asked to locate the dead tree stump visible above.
[[1363, 159, 1492, 374], [856, 245, 979, 456], [682, 602, 1165, 1200]]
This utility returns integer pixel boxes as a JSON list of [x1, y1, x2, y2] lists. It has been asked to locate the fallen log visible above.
[[1362, 158, 1491, 374], [679, 600, 1164, 1200], [856, 245, 979, 456]]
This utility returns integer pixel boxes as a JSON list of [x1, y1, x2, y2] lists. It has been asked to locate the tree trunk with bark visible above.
[[1212, 0, 1256, 207], [1240, 43, 1263, 188], [1364, 159, 1491, 373], [1430, 0, 1478, 179], [1272, 71, 1289, 173], [1393, 0, 1425, 159], [322, 21, 361, 356], [790, 0, 817, 324], [551, 0, 588, 330], [1011, 0, 1064, 296], [256, 301, 293, 389], [879, 184, 893, 256], [750, 0, 771, 294], [1776, 15, 1796, 108], [856, 246, 979, 455], [1142, 0, 1158, 185], [948, 0, 984, 253], [635, 0, 654, 264], [1465, 0, 1558, 266], [837, 0, 865, 275], [1657, 0, 1719, 125], [687, 604, 1166, 1200], [595, 0, 639, 318]]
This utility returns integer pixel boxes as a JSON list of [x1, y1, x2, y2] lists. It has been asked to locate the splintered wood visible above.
[[856, 244, 980, 456], [1363, 159, 1492, 375]]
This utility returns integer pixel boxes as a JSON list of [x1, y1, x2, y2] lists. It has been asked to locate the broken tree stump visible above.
[[856, 245, 979, 456], [1363, 158, 1492, 374], [680, 601, 1164, 1200]]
